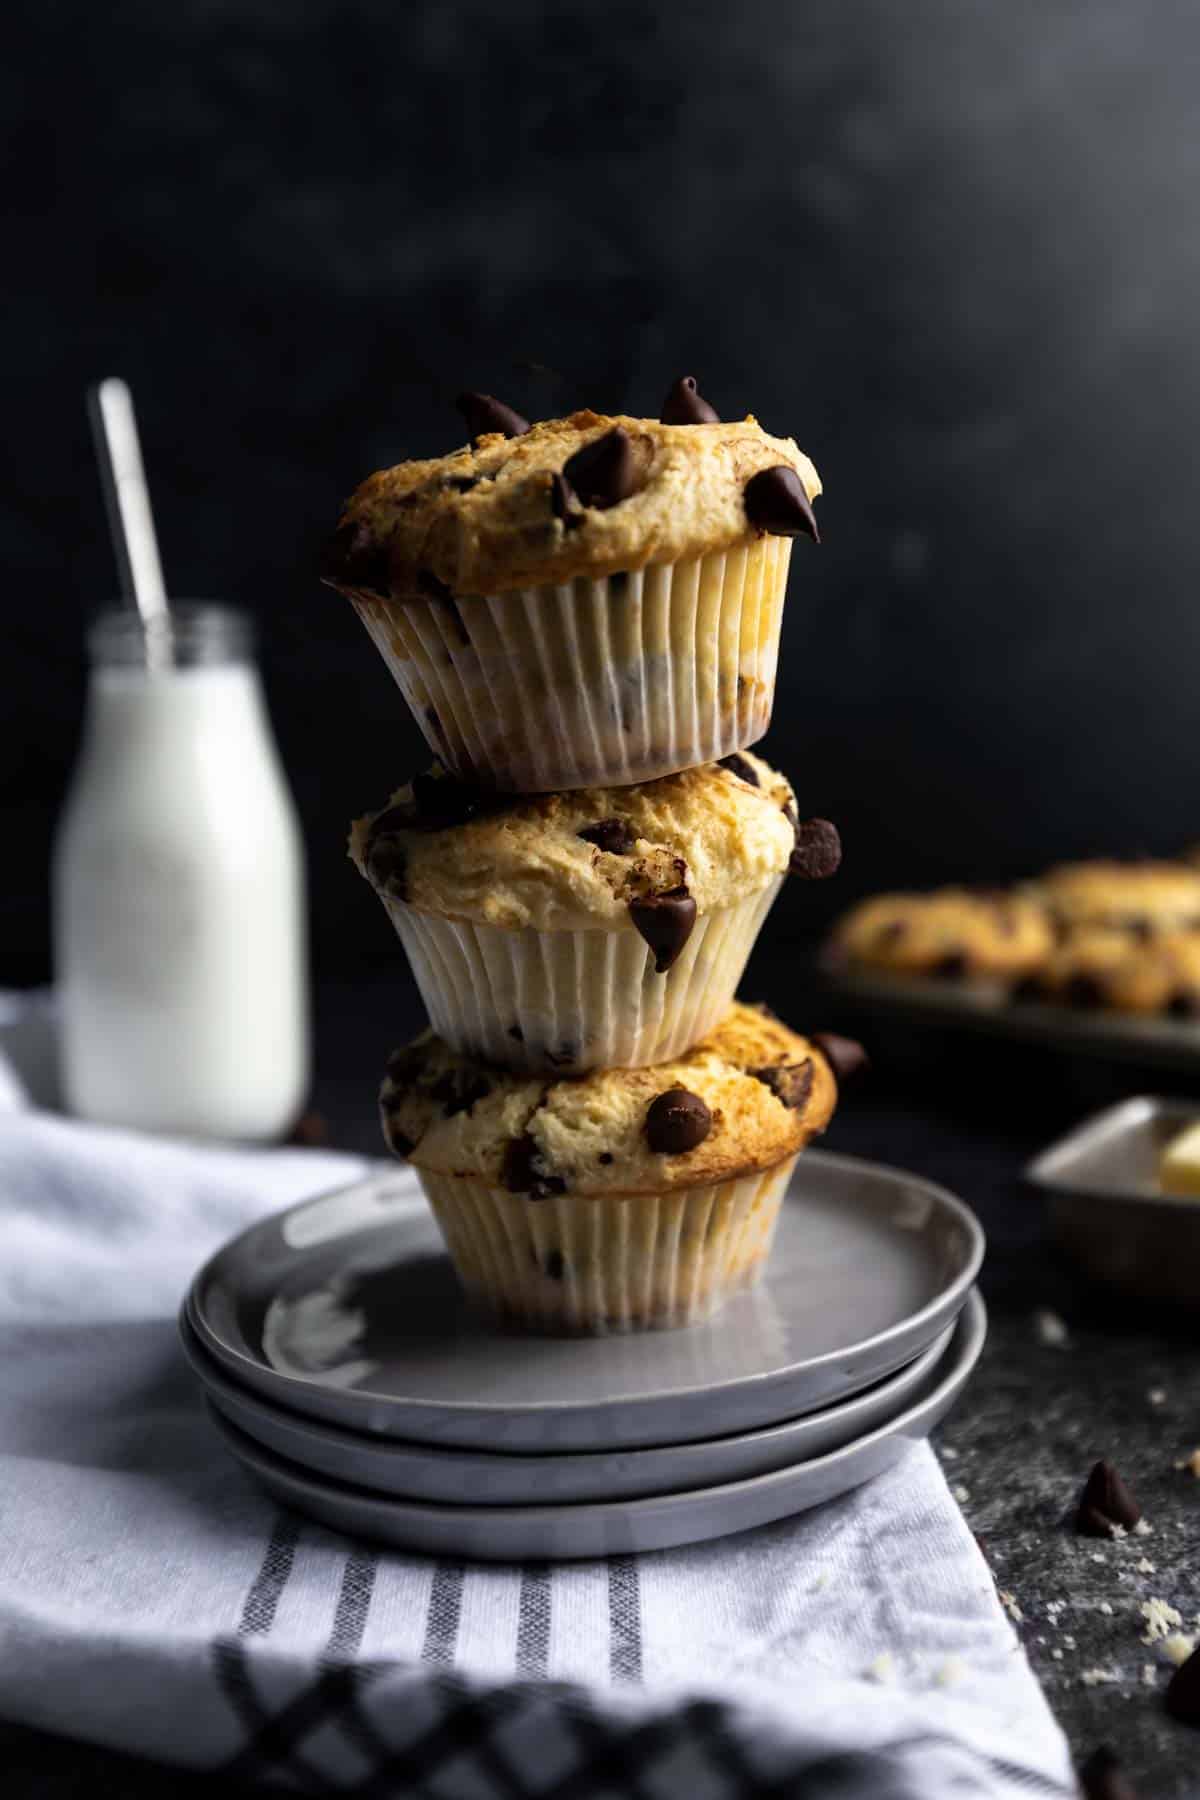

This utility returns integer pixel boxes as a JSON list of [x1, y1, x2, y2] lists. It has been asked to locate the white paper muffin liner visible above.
[[416, 1154, 798, 1334], [351, 536, 794, 792], [382, 878, 782, 1073]]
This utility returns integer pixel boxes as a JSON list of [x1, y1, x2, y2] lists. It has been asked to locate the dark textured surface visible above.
[[9, 0, 1200, 983]]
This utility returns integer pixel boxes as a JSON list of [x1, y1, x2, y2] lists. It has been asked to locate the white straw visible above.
[[87, 378, 169, 627]]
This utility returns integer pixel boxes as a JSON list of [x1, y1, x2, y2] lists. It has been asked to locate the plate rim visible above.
[[185, 1147, 985, 1423]]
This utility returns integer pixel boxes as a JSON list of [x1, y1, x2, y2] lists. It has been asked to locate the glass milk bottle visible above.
[[53, 605, 310, 1140]]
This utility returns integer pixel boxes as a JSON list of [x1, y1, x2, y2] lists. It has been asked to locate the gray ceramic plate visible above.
[[1027, 1095, 1200, 1302], [181, 1311, 956, 1505], [209, 1291, 986, 1560], [185, 1151, 983, 1452]]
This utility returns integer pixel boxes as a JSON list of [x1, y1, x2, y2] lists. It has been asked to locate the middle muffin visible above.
[[350, 749, 838, 1073]]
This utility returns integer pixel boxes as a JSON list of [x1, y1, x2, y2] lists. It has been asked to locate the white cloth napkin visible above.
[[0, 1002, 1073, 1797]]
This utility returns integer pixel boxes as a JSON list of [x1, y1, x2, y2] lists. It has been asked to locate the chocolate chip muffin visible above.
[[830, 888, 1054, 984], [350, 752, 839, 1074], [379, 1000, 841, 1334], [1018, 926, 1200, 1017], [1033, 861, 1200, 937], [322, 388, 821, 793]]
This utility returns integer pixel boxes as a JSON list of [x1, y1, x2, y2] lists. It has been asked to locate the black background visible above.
[[7, 0, 1200, 990]]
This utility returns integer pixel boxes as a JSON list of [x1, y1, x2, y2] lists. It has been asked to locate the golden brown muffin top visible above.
[[379, 1001, 839, 1195], [322, 408, 820, 599], [831, 887, 1054, 980], [1033, 861, 1200, 934]]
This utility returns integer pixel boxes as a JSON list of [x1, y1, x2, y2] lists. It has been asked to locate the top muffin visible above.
[[322, 409, 821, 599], [1034, 861, 1200, 936]]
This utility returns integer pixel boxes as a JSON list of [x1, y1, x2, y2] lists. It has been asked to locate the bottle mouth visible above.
[[87, 603, 253, 669]]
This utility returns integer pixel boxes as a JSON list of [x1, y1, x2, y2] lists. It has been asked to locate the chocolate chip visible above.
[[545, 1249, 566, 1281], [1079, 1747, 1141, 1800], [320, 519, 391, 594], [1167, 990, 1200, 1019], [562, 427, 637, 510], [579, 818, 636, 855], [500, 1133, 566, 1199], [410, 771, 491, 830], [645, 1087, 713, 1155], [385, 1045, 425, 1087], [456, 391, 530, 442], [1122, 915, 1154, 943], [366, 837, 408, 899], [550, 470, 582, 529], [660, 375, 719, 425], [507, 1024, 524, 1042], [1065, 973, 1105, 1009], [1166, 1643, 1200, 1726], [876, 918, 907, 947], [811, 1032, 869, 1084], [744, 466, 820, 541], [447, 475, 480, 492], [598, 1152, 614, 1165], [750, 1061, 814, 1110], [719, 753, 760, 787], [629, 886, 697, 973], [386, 1126, 415, 1159], [932, 953, 968, 980], [789, 818, 842, 880], [429, 1069, 492, 1117], [1074, 1460, 1141, 1535]]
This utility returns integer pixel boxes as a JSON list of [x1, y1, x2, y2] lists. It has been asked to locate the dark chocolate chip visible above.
[[385, 1045, 426, 1087], [750, 1061, 814, 1110], [629, 886, 698, 973], [719, 753, 760, 787], [598, 1152, 613, 1165], [811, 1032, 869, 1084], [320, 519, 391, 594], [456, 391, 531, 442], [1122, 915, 1154, 943], [932, 952, 968, 980], [744, 465, 820, 541], [1079, 1746, 1141, 1800], [1166, 1643, 1200, 1726], [385, 1126, 415, 1160], [645, 1087, 713, 1155], [1074, 1460, 1141, 1535], [562, 427, 637, 510], [579, 817, 636, 855], [660, 375, 719, 425], [410, 771, 492, 830], [447, 475, 480, 492], [789, 818, 842, 880], [366, 837, 408, 900], [507, 1024, 525, 1042], [500, 1133, 566, 1199], [550, 470, 583, 529], [429, 1069, 492, 1117], [545, 1249, 566, 1281], [1167, 990, 1200, 1019], [1064, 973, 1105, 1009]]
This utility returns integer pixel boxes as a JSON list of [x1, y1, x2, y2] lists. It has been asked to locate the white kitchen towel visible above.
[[0, 1024, 1073, 1796]]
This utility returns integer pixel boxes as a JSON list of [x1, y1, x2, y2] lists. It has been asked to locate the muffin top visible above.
[[380, 1001, 839, 1195], [1025, 925, 1200, 1017], [321, 406, 821, 599], [1034, 861, 1200, 934], [350, 751, 837, 933], [831, 887, 1054, 980]]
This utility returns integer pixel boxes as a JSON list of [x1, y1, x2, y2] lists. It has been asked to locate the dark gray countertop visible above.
[[6, 975, 1199, 1797]]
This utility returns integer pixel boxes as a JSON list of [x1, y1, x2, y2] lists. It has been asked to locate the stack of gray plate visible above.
[[181, 1149, 986, 1560]]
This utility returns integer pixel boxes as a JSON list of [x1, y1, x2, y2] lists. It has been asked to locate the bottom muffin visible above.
[[379, 1001, 840, 1334]]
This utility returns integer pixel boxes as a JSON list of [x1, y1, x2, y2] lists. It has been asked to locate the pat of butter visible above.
[[1158, 1120, 1200, 1197]]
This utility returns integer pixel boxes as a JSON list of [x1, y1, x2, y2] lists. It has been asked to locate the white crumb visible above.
[[1142, 1663, 1158, 1687], [1136, 1558, 1157, 1575], [1099, 1602, 1114, 1616], [999, 1590, 1024, 1623], [1063, 1634, 1077, 1650], [952, 1484, 971, 1504], [1133, 1518, 1153, 1537], [940, 1446, 959, 1461], [1034, 1308, 1070, 1347], [1091, 1553, 1108, 1565], [1148, 1387, 1167, 1406], [866, 1651, 897, 1684], [935, 1655, 967, 1687], [1050, 1648, 1064, 1661], [1140, 1598, 1183, 1644], [1109, 1523, 1127, 1540], [1081, 1667, 1118, 1686], [1162, 1632, 1198, 1668]]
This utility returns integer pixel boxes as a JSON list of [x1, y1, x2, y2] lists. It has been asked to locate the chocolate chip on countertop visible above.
[[1166, 1643, 1200, 1727], [789, 818, 842, 881], [320, 519, 392, 594], [579, 817, 636, 855], [744, 465, 820, 541], [562, 427, 637, 510], [750, 1061, 814, 1110], [629, 886, 698, 973], [1074, 1459, 1141, 1536], [456, 392, 531, 442], [501, 1133, 566, 1199], [645, 1087, 713, 1155], [811, 1032, 869, 1084], [1079, 1746, 1142, 1800], [719, 753, 760, 787], [660, 375, 720, 425]]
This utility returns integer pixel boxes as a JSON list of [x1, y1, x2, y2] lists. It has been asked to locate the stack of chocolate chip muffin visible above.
[[323, 378, 854, 1333]]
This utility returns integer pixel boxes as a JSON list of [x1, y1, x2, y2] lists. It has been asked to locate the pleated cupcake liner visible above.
[[416, 1154, 799, 1335], [383, 879, 782, 1073], [351, 536, 793, 793]]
